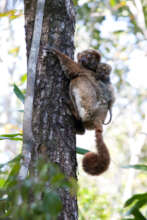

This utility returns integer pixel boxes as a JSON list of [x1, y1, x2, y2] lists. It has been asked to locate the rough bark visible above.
[[24, 0, 77, 219]]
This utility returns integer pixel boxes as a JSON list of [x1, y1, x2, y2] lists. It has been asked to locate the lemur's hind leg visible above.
[[68, 95, 85, 134]]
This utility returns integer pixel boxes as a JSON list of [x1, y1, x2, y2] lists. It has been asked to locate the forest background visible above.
[[0, 0, 147, 219]]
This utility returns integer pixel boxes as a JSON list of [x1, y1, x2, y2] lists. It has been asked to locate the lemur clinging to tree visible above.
[[45, 47, 115, 176]]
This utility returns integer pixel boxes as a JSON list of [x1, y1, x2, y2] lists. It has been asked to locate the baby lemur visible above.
[[46, 47, 115, 176], [78, 49, 115, 124]]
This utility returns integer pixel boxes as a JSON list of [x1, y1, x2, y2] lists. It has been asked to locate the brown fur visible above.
[[83, 125, 110, 175], [46, 48, 114, 176], [77, 51, 115, 124], [77, 49, 101, 71]]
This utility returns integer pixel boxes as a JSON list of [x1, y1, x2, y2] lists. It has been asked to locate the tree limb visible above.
[[19, 0, 45, 180]]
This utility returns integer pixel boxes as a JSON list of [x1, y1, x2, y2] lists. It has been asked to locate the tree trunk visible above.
[[24, 0, 78, 219]]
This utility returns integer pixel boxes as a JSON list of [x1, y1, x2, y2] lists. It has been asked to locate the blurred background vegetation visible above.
[[0, 0, 147, 219]]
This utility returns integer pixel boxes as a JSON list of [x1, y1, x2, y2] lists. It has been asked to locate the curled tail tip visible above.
[[82, 152, 110, 176]]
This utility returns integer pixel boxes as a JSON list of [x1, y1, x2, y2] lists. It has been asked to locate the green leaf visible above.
[[0, 137, 22, 141], [0, 154, 22, 169], [76, 147, 89, 155], [0, 9, 23, 20], [0, 133, 22, 137], [124, 193, 147, 207], [0, 179, 6, 188], [8, 47, 20, 56], [132, 209, 146, 220], [113, 30, 125, 35], [0, 133, 22, 141], [73, 0, 78, 6], [121, 219, 136, 220], [122, 164, 147, 171], [125, 200, 147, 220], [43, 191, 63, 215], [13, 84, 25, 104], [0, 10, 16, 18], [20, 73, 27, 84], [17, 109, 24, 112], [5, 162, 20, 187], [109, 0, 117, 7]]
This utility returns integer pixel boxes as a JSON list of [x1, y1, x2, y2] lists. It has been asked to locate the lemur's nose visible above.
[[80, 57, 87, 65]]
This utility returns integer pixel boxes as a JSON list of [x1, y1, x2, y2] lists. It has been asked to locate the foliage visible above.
[[13, 84, 25, 104], [0, 84, 86, 219], [0, 156, 76, 219], [0, 10, 23, 20], [78, 187, 111, 219], [0, 133, 22, 141], [122, 164, 147, 172], [122, 165, 147, 220]]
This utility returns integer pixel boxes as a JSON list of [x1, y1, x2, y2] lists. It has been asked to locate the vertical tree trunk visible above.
[[24, 0, 78, 219]]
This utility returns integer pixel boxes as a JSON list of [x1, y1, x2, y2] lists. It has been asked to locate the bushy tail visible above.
[[82, 125, 110, 175]]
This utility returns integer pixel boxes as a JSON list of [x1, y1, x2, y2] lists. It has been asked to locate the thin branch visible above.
[[19, 0, 45, 180], [127, 0, 147, 38]]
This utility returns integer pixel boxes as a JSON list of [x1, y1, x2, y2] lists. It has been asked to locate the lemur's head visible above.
[[77, 49, 101, 72]]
